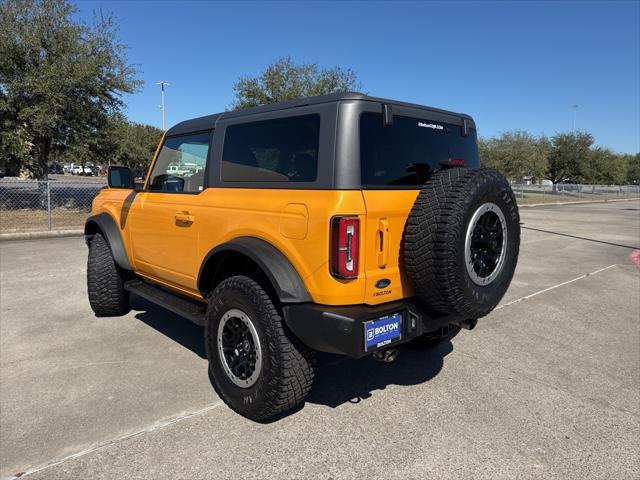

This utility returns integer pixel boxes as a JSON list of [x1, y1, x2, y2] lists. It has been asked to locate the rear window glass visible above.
[[221, 115, 320, 182], [360, 113, 479, 187]]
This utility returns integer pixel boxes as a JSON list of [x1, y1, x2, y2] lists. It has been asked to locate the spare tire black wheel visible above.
[[404, 168, 520, 319]]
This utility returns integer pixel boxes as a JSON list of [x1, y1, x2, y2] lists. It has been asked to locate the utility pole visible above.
[[156, 81, 170, 130], [572, 104, 579, 132]]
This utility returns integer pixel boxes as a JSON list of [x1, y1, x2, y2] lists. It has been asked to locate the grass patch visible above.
[[0, 209, 89, 233]]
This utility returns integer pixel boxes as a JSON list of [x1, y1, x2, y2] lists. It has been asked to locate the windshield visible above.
[[360, 112, 479, 187]]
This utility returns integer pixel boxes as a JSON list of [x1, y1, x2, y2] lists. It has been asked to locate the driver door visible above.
[[128, 131, 212, 291]]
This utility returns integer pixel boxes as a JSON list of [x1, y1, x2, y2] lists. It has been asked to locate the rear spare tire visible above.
[[404, 168, 520, 319]]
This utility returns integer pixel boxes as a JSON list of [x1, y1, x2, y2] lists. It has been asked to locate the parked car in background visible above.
[[48, 163, 64, 175], [71, 165, 93, 176]]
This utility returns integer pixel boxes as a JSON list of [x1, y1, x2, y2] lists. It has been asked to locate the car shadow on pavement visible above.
[[131, 294, 452, 419], [132, 295, 206, 359], [307, 343, 452, 409]]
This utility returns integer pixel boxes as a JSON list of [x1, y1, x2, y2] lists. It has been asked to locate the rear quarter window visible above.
[[360, 112, 479, 187], [221, 115, 320, 182]]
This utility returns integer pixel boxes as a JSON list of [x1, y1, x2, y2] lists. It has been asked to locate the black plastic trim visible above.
[[124, 280, 206, 326], [84, 213, 132, 270], [198, 237, 312, 303], [282, 299, 461, 358]]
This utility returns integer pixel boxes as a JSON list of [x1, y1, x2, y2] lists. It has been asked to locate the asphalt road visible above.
[[1, 200, 639, 479]]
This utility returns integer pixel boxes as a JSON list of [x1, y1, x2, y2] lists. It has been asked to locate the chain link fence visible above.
[[1, 177, 639, 234], [0, 177, 106, 233], [509, 182, 640, 205]]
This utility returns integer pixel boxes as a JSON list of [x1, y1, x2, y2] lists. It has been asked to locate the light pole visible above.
[[156, 81, 170, 131], [572, 104, 579, 132]]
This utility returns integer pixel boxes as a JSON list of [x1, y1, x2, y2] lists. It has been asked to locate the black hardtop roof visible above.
[[166, 92, 474, 136]]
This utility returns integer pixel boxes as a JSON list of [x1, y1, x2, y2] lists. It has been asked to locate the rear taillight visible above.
[[330, 216, 360, 279]]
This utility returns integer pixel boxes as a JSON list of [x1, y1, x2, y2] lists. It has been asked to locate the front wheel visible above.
[[87, 233, 130, 316], [205, 276, 315, 421]]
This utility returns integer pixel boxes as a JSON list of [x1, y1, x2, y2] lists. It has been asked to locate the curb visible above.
[[518, 197, 640, 208], [0, 229, 84, 241]]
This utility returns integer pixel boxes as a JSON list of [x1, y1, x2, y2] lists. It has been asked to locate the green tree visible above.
[[108, 117, 163, 170], [478, 131, 549, 182], [624, 153, 640, 185], [582, 147, 627, 185], [546, 132, 594, 192], [231, 56, 361, 109], [0, 0, 140, 178]]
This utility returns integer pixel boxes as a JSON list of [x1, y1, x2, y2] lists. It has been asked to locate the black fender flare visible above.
[[84, 213, 132, 271], [198, 237, 312, 304]]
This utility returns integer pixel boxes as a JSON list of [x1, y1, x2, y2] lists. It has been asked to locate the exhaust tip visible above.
[[373, 348, 399, 363]]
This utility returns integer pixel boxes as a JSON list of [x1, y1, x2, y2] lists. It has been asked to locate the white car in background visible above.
[[71, 166, 93, 176]]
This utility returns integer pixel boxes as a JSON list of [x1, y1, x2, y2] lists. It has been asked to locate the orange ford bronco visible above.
[[85, 93, 520, 420]]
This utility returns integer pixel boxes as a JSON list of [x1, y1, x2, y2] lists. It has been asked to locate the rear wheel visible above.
[[205, 275, 315, 421], [87, 233, 130, 316]]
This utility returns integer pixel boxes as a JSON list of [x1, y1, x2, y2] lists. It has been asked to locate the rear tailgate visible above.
[[361, 190, 420, 305], [358, 110, 479, 306]]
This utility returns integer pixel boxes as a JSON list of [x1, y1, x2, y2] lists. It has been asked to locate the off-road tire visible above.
[[404, 168, 520, 319], [409, 325, 461, 350], [87, 233, 130, 316], [205, 275, 315, 421]]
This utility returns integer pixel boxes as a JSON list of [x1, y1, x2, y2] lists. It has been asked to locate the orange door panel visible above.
[[128, 192, 202, 290]]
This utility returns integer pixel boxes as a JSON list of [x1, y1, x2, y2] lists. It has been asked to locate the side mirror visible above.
[[133, 177, 145, 192], [107, 166, 132, 189]]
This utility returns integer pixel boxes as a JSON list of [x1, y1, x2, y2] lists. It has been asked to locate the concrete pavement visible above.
[[1, 200, 639, 479]]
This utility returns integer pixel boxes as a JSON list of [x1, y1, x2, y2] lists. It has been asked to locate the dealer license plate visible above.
[[364, 313, 402, 351]]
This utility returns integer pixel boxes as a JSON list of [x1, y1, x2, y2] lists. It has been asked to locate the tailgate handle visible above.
[[377, 218, 389, 268], [175, 212, 195, 224]]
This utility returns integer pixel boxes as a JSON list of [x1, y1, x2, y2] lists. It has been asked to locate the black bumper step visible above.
[[283, 300, 461, 358], [124, 280, 207, 326]]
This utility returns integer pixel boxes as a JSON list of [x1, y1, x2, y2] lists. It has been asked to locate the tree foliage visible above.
[[545, 132, 594, 187], [626, 154, 640, 184], [0, 0, 140, 178], [478, 131, 549, 182], [480, 129, 638, 187], [107, 117, 163, 169], [231, 56, 361, 110]]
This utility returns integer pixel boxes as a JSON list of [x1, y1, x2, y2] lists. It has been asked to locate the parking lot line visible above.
[[11, 402, 224, 480], [495, 264, 617, 310]]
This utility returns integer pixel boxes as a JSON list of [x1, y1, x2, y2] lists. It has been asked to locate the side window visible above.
[[148, 132, 211, 193], [221, 115, 320, 182]]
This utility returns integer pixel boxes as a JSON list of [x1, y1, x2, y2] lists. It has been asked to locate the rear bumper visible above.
[[283, 299, 463, 358]]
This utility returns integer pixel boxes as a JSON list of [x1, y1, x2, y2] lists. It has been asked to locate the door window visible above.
[[148, 132, 211, 193]]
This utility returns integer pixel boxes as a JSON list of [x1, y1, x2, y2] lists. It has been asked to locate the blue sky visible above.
[[73, 0, 640, 154]]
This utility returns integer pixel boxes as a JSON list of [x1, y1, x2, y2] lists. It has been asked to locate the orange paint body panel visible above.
[[91, 188, 395, 305]]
